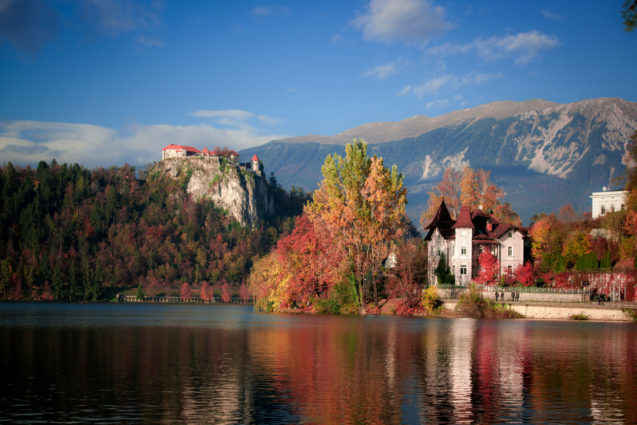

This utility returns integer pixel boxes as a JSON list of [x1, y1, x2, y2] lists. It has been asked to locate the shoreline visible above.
[[2, 299, 636, 322]]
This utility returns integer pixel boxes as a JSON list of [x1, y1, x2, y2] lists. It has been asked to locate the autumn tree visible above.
[[623, 0, 637, 31], [220, 282, 232, 303], [421, 166, 518, 228], [421, 168, 461, 227], [475, 249, 500, 286], [514, 262, 535, 287], [386, 239, 427, 310], [460, 167, 504, 213], [562, 231, 592, 267], [200, 280, 213, 302], [306, 139, 407, 310], [180, 282, 192, 301]]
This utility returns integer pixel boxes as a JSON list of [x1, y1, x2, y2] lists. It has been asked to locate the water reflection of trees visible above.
[[2, 315, 636, 424]]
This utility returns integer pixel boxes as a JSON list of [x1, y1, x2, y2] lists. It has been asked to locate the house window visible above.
[[601, 205, 606, 215], [460, 265, 467, 275], [507, 265, 512, 275], [461, 230, 467, 236], [461, 246, 467, 255], [508, 231, 513, 238], [508, 246, 513, 256]]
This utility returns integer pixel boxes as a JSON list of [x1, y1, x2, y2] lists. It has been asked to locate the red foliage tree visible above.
[[514, 262, 535, 287], [180, 282, 192, 301], [221, 282, 232, 303], [239, 282, 250, 302], [386, 240, 425, 309], [475, 249, 500, 286], [200, 281, 213, 302]]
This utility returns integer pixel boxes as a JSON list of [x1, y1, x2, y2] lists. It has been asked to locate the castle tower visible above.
[[452, 206, 474, 287], [251, 154, 261, 175]]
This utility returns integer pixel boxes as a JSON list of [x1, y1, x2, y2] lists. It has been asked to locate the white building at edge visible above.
[[590, 188, 628, 219]]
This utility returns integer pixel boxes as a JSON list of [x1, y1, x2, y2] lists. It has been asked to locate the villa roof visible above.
[[425, 199, 524, 242], [452, 206, 474, 229]]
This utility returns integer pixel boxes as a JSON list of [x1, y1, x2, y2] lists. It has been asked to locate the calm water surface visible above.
[[1, 302, 636, 424]]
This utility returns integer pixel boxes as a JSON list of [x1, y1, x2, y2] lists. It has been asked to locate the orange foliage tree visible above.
[[250, 140, 408, 313], [421, 166, 519, 228], [306, 140, 407, 309]]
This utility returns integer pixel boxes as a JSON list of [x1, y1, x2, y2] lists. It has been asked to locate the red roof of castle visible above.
[[202, 146, 209, 154], [162, 144, 201, 153], [252, 154, 259, 161]]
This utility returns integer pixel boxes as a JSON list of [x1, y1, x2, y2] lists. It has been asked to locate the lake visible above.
[[1, 303, 636, 424]]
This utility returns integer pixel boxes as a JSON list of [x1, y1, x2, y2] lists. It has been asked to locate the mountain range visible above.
[[240, 98, 637, 228]]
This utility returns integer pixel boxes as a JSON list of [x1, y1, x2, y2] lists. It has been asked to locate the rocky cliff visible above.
[[154, 156, 273, 227]]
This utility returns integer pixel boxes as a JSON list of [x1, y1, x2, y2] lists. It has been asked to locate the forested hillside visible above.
[[0, 161, 309, 301]]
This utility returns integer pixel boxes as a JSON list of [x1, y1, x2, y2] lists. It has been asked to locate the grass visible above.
[[622, 308, 637, 321]]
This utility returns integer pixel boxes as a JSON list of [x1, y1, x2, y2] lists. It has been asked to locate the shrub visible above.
[[455, 284, 523, 319], [569, 313, 589, 320], [421, 286, 442, 314]]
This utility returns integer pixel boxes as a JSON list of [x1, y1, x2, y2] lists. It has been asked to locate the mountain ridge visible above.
[[278, 98, 633, 146], [242, 97, 637, 227]]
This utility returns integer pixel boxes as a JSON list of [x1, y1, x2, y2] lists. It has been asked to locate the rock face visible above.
[[154, 157, 273, 227], [241, 97, 637, 226]]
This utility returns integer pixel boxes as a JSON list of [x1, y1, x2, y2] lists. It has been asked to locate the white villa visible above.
[[424, 200, 526, 286], [590, 188, 628, 218]]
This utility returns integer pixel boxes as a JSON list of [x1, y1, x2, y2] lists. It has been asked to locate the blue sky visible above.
[[1, 0, 636, 167]]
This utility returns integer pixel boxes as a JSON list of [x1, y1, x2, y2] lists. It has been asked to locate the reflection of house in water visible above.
[[449, 320, 474, 422]]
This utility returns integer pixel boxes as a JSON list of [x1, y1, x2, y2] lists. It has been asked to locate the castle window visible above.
[[460, 265, 467, 275], [508, 246, 513, 257], [601, 205, 606, 215], [461, 246, 467, 255]]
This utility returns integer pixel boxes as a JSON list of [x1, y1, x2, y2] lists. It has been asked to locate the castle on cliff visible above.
[[161, 144, 262, 175]]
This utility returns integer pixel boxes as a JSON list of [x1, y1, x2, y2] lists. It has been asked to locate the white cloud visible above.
[[331, 34, 344, 43], [251, 5, 290, 16], [425, 99, 449, 109], [193, 109, 255, 120], [397, 85, 412, 96], [0, 119, 287, 168], [84, 0, 163, 37], [192, 109, 280, 129], [541, 9, 562, 21], [364, 61, 398, 80], [428, 30, 559, 64], [137, 35, 164, 47], [352, 0, 450, 44], [400, 71, 503, 99]]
